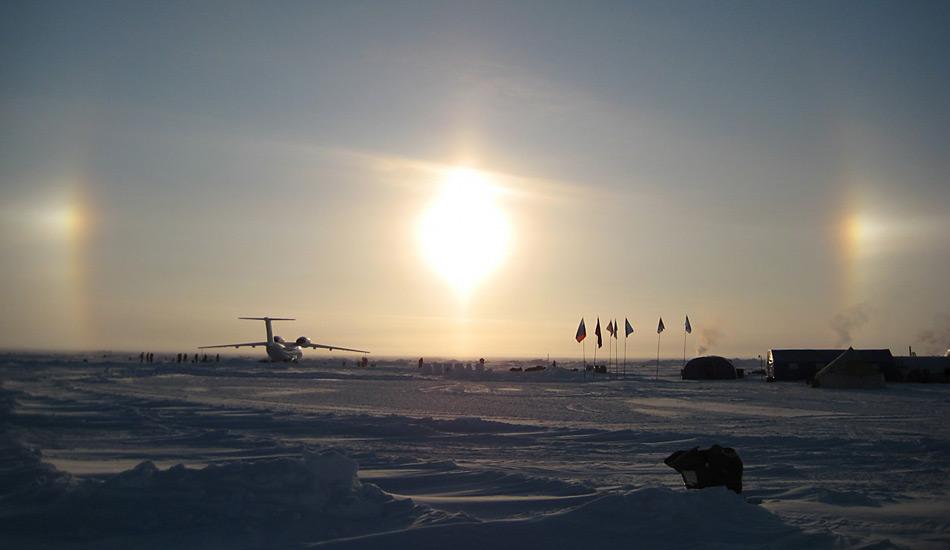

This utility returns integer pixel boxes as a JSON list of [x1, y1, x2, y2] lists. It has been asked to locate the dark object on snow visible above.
[[894, 355, 950, 383], [664, 445, 743, 494], [525, 365, 546, 372], [767, 349, 898, 381], [812, 347, 884, 389], [509, 367, 523, 372], [681, 356, 737, 380]]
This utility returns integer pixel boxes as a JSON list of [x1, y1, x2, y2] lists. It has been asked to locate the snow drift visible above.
[[0, 433, 449, 547], [320, 486, 838, 549]]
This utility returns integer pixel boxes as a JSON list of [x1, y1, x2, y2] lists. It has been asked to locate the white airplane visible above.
[[199, 317, 368, 362]]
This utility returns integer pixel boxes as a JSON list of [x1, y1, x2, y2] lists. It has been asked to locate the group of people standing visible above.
[[175, 353, 220, 363], [136, 352, 220, 363]]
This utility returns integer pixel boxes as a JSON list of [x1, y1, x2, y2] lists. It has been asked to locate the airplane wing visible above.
[[302, 342, 370, 354], [198, 342, 269, 349]]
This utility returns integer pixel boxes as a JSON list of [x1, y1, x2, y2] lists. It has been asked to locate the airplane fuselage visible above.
[[266, 341, 304, 362]]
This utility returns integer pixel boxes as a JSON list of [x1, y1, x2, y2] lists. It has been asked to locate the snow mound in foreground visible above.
[[101, 449, 369, 515], [0, 432, 76, 504], [324, 486, 838, 549], [0, 443, 449, 545], [552, 487, 836, 547]]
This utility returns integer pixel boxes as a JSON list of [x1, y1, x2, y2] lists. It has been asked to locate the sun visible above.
[[418, 168, 512, 297], [843, 213, 884, 259]]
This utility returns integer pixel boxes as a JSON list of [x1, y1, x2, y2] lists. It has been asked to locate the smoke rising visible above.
[[697, 327, 722, 355], [830, 304, 871, 346], [915, 314, 950, 355]]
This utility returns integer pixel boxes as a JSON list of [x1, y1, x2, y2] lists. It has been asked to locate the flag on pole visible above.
[[613, 319, 619, 339], [625, 318, 634, 337], [575, 318, 587, 343], [685, 315, 692, 334], [657, 317, 665, 334], [606, 320, 616, 338], [595, 318, 603, 348]]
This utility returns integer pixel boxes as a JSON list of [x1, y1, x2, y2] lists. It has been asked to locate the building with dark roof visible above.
[[768, 349, 897, 381], [894, 356, 950, 383], [813, 348, 885, 389]]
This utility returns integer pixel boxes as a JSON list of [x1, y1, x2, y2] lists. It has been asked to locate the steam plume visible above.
[[697, 327, 722, 355], [830, 304, 870, 346]]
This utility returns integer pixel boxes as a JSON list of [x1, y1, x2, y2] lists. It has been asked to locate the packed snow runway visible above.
[[2, 355, 949, 548]]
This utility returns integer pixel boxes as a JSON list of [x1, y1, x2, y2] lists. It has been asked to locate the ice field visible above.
[[2, 354, 949, 548]]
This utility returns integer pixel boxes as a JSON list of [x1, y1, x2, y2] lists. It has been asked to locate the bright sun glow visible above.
[[418, 168, 512, 297], [38, 203, 85, 241], [844, 213, 885, 258]]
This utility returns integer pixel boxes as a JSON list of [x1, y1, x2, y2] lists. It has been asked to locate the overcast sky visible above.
[[1, 1, 948, 358]]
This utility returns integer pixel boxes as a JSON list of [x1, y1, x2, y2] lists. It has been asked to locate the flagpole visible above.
[[683, 315, 692, 367], [611, 321, 615, 379], [656, 332, 661, 381], [623, 318, 631, 379], [576, 317, 588, 379], [608, 327, 612, 379], [593, 341, 596, 376], [616, 321, 620, 378]]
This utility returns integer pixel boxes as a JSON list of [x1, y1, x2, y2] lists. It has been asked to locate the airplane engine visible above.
[[273, 336, 285, 344], [296, 336, 312, 346]]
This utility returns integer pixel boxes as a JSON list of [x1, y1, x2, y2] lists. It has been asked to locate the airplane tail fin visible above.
[[239, 317, 295, 343]]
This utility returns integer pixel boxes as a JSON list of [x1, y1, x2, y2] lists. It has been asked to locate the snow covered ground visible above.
[[1, 354, 948, 548]]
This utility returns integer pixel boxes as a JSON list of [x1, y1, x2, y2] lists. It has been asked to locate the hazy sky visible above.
[[2, 1, 948, 358]]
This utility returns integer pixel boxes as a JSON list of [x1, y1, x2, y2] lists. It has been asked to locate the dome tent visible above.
[[812, 348, 885, 389], [681, 356, 737, 380]]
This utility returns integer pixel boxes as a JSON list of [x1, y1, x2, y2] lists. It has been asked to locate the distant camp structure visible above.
[[811, 348, 885, 389], [894, 355, 950, 383], [767, 349, 898, 382], [681, 356, 737, 380]]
